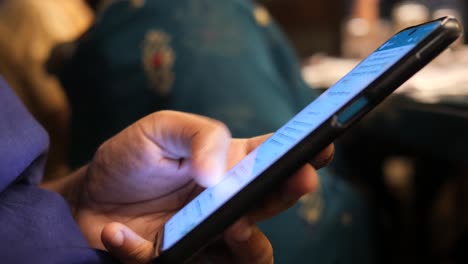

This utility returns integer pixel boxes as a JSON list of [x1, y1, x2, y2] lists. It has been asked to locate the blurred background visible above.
[[0, 0, 467, 263]]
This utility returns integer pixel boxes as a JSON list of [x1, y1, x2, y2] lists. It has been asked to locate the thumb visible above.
[[101, 222, 155, 264], [141, 111, 232, 187]]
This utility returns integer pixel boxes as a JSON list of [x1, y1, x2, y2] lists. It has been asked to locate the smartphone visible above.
[[154, 16, 462, 263]]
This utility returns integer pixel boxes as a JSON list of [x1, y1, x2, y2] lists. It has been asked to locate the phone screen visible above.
[[161, 20, 440, 251]]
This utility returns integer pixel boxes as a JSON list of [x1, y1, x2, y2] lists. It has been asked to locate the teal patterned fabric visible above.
[[57, 1, 372, 263], [60, 0, 313, 168]]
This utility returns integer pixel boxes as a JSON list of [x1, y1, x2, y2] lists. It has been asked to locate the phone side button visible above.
[[416, 33, 446, 60], [332, 96, 369, 128]]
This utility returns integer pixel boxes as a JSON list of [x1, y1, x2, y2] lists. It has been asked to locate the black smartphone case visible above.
[[155, 17, 462, 264]]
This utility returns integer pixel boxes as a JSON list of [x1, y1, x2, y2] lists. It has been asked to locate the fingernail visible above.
[[196, 159, 225, 187], [315, 155, 334, 168], [111, 230, 124, 247], [235, 225, 252, 242]]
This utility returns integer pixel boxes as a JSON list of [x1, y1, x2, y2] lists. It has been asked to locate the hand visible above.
[[74, 110, 334, 263]]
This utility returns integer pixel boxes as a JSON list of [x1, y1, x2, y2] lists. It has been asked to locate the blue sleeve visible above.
[[0, 77, 115, 263]]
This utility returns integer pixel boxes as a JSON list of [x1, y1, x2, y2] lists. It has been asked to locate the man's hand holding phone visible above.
[[40, 17, 461, 264], [72, 110, 333, 264]]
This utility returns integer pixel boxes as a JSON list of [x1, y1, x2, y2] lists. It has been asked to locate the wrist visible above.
[[40, 165, 89, 215]]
